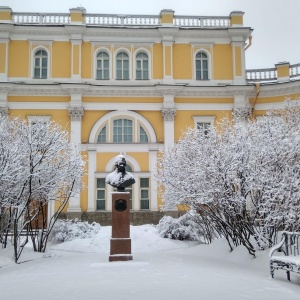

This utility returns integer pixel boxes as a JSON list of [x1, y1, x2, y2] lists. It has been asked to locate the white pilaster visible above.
[[149, 149, 158, 211], [87, 149, 96, 212], [67, 105, 84, 212]]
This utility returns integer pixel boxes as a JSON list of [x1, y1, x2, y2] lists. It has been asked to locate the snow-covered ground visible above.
[[1, 225, 300, 300]]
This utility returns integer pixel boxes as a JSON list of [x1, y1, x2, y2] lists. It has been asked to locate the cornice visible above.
[[257, 80, 300, 97], [2, 81, 299, 98]]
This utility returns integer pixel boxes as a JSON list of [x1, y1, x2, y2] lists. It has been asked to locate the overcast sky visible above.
[[1, 0, 299, 69]]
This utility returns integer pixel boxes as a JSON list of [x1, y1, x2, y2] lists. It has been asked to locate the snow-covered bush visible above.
[[157, 213, 208, 242], [50, 219, 101, 242], [156, 100, 300, 256]]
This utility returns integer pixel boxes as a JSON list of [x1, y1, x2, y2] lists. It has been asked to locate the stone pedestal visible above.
[[109, 192, 133, 262]]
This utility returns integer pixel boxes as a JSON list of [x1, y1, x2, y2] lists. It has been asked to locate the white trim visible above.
[[31, 46, 51, 79], [89, 110, 157, 143], [81, 143, 164, 153], [87, 150, 97, 212], [192, 115, 216, 128], [27, 115, 51, 123], [8, 101, 234, 111], [105, 154, 141, 172], [94, 47, 112, 80], [114, 48, 131, 80], [194, 48, 212, 80], [133, 48, 151, 80]]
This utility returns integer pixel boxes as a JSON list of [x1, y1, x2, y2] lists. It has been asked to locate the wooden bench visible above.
[[269, 231, 300, 281]]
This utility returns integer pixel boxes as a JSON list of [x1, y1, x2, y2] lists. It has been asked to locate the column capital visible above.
[[161, 108, 176, 121], [232, 106, 251, 121], [0, 107, 8, 116], [68, 107, 84, 121]]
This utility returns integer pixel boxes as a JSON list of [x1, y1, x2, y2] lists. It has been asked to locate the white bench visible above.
[[269, 232, 300, 281]]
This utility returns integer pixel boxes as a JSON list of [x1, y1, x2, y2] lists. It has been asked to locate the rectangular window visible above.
[[96, 178, 106, 210], [197, 122, 211, 135], [140, 178, 150, 210]]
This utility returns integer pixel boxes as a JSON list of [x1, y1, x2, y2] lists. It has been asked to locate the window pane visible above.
[[42, 58, 47, 67], [141, 200, 149, 210], [140, 178, 149, 187], [141, 190, 149, 199], [97, 178, 105, 188], [96, 200, 105, 210]]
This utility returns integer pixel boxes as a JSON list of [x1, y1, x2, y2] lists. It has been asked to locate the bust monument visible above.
[[106, 155, 135, 191]]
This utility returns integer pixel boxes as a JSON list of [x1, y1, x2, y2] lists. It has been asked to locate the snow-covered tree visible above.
[[0, 116, 85, 262], [156, 101, 300, 256]]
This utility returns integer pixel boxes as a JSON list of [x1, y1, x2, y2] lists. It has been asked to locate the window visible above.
[[116, 52, 129, 79], [34, 50, 48, 79], [140, 178, 150, 210], [195, 51, 208, 80], [193, 116, 215, 135], [197, 122, 211, 135], [136, 53, 149, 80], [89, 111, 155, 144], [96, 178, 106, 210], [139, 126, 148, 143], [96, 51, 109, 80], [97, 126, 107, 143], [113, 119, 133, 143]]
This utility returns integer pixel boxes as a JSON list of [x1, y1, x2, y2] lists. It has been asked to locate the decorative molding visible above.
[[68, 107, 84, 121], [232, 106, 251, 120], [161, 108, 176, 121]]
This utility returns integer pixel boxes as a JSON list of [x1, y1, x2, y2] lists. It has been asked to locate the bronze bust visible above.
[[105, 155, 135, 191]]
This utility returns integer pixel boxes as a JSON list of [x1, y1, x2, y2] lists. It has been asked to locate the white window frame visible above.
[[193, 116, 215, 130], [194, 49, 211, 80], [95, 49, 111, 80], [96, 178, 106, 210], [89, 111, 156, 144], [134, 49, 151, 80], [115, 49, 131, 80], [140, 177, 150, 210], [31, 47, 50, 79]]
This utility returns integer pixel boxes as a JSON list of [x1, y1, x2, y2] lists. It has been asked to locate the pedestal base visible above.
[[109, 254, 133, 262]]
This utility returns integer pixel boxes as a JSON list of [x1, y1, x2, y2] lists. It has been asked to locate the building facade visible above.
[[0, 7, 299, 225]]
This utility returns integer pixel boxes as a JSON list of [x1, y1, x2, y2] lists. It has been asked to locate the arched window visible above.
[[96, 51, 109, 80], [90, 111, 156, 144], [34, 50, 48, 79], [116, 52, 129, 80], [97, 126, 107, 143], [113, 119, 133, 143], [136, 52, 149, 80], [139, 126, 148, 143], [195, 51, 209, 80]]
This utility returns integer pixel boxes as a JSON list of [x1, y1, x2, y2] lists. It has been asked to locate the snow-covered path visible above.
[[1, 225, 300, 300]]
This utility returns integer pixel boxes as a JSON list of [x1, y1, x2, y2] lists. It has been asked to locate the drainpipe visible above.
[[251, 82, 260, 117]]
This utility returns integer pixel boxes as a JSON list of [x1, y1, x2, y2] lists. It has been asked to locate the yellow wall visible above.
[[213, 44, 233, 80], [173, 44, 192, 79], [127, 152, 149, 171], [82, 110, 110, 142], [9, 109, 70, 131], [174, 110, 231, 141], [52, 42, 71, 78], [0, 43, 6, 73], [83, 97, 162, 103], [153, 43, 163, 79], [8, 41, 29, 77], [82, 42, 92, 78], [96, 152, 119, 172], [8, 96, 69, 102], [235, 46, 242, 76], [136, 111, 164, 143]]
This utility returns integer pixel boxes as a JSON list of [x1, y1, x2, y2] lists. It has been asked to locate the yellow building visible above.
[[0, 7, 299, 224]]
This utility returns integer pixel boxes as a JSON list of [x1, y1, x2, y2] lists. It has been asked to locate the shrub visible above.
[[157, 213, 207, 242], [50, 219, 101, 242]]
